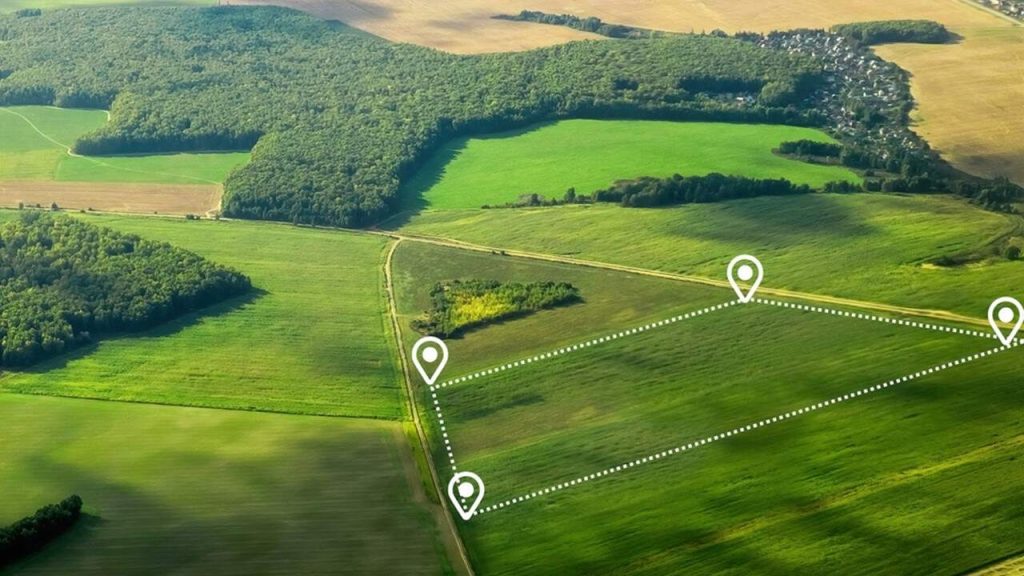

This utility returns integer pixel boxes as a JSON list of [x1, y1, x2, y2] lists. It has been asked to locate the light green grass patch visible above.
[[0, 106, 248, 184], [394, 242, 1024, 575], [395, 194, 1024, 317], [0, 394, 446, 575], [0, 213, 403, 419], [401, 120, 859, 210]]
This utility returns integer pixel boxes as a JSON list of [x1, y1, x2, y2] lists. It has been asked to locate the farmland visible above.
[[251, 0, 1023, 185], [0, 212, 403, 419], [401, 120, 857, 210], [391, 240, 1024, 574], [0, 107, 249, 185], [0, 394, 447, 575], [394, 193, 1024, 318]]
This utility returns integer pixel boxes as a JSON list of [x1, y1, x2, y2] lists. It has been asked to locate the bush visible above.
[[1006, 245, 1021, 261], [412, 280, 581, 337]]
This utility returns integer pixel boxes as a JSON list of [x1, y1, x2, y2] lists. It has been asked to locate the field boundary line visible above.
[[376, 229, 996, 331], [753, 297, 1007, 342], [0, 107, 222, 185], [382, 238, 475, 576], [474, 341, 1019, 516], [431, 299, 740, 391]]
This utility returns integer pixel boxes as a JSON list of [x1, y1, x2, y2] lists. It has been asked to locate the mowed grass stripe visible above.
[[401, 120, 859, 210], [0, 394, 447, 575], [0, 213, 403, 419]]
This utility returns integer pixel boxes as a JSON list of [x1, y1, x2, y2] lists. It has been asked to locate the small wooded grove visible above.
[[831, 20, 951, 45], [0, 6, 821, 227], [412, 280, 581, 337], [0, 495, 82, 568], [0, 213, 251, 366], [586, 173, 813, 207]]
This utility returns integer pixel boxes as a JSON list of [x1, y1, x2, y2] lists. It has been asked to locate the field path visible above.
[[382, 238, 476, 576], [371, 228, 998, 330], [0, 106, 222, 185]]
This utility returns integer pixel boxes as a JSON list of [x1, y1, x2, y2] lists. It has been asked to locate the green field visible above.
[[0, 394, 446, 575], [400, 120, 860, 210], [395, 194, 1024, 317], [1, 0, 211, 12], [392, 242, 1024, 575], [0, 213, 402, 418], [0, 106, 248, 184]]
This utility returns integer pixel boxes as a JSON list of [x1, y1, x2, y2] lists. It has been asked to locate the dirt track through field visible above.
[[0, 181, 221, 215]]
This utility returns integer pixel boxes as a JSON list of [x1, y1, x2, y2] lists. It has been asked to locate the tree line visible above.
[[412, 280, 581, 337], [0, 495, 82, 568], [831, 20, 952, 45], [0, 213, 251, 366], [0, 6, 823, 228]]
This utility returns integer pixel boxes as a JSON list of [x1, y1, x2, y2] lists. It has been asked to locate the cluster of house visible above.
[[975, 0, 1024, 20], [755, 30, 929, 166]]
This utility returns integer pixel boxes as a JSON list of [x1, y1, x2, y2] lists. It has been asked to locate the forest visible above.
[[0, 6, 820, 227], [0, 495, 82, 568], [831, 20, 952, 45], [412, 280, 581, 337], [0, 213, 251, 366]]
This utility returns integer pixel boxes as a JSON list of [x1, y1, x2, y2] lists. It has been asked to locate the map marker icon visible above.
[[412, 336, 448, 386], [988, 297, 1023, 347], [727, 255, 764, 303], [447, 471, 485, 521]]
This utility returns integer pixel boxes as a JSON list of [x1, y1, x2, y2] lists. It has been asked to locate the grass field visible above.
[[392, 241, 1024, 575], [394, 193, 1024, 318], [400, 120, 857, 211], [0, 106, 249, 185], [1, 0, 211, 11], [258, 0, 1023, 185], [0, 394, 447, 575], [0, 213, 403, 419]]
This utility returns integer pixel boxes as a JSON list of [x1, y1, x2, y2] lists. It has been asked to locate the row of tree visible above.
[[0, 6, 823, 227], [412, 280, 581, 337], [591, 173, 814, 207], [0, 495, 82, 568], [832, 20, 952, 45], [0, 213, 251, 366]]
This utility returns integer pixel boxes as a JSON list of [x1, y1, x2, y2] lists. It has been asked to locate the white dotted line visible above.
[[754, 297, 999, 341], [473, 342, 1017, 516], [431, 389, 457, 472], [430, 300, 740, 391]]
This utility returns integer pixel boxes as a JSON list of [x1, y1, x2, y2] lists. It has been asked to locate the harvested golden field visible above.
[[237, 0, 1024, 185], [0, 181, 221, 215]]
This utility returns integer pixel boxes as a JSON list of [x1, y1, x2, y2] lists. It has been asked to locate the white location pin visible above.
[[727, 255, 764, 303], [988, 296, 1023, 347], [447, 471, 485, 521], [411, 336, 448, 386]]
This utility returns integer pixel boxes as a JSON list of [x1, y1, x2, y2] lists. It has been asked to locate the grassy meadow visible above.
[[0, 213, 403, 418], [395, 194, 1024, 318], [393, 241, 1023, 575], [0, 106, 248, 184], [400, 120, 858, 210], [1, 0, 211, 11], [0, 394, 447, 575]]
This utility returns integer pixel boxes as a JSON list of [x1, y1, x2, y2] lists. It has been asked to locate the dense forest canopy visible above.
[[0, 213, 251, 366], [0, 6, 822, 227], [412, 280, 581, 337]]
